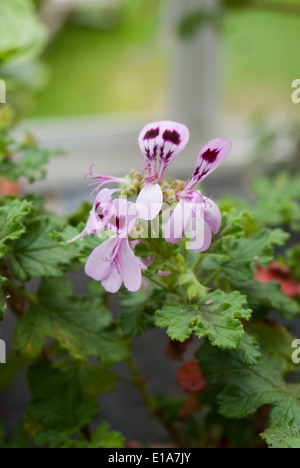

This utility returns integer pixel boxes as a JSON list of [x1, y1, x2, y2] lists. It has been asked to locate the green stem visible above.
[[127, 355, 186, 447], [6, 279, 37, 304], [192, 254, 203, 271], [149, 276, 181, 297], [149, 276, 170, 291], [203, 268, 222, 287]]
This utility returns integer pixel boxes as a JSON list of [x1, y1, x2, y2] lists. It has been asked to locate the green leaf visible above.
[[251, 173, 300, 228], [219, 228, 289, 282], [135, 237, 180, 278], [251, 322, 299, 373], [231, 279, 300, 319], [26, 360, 99, 447], [119, 288, 164, 336], [54, 357, 117, 396], [197, 342, 300, 421], [58, 224, 101, 264], [0, 275, 7, 318], [62, 422, 125, 448], [0, 198, 32, 257], [215, 208, 250, 242], [156, 290, 252, 349], [0, 0, 47, 64], [261, 418, 300, 448], [79, 366, 117, 396], [0, 352, 27, 392], [1, 147, 63, 182], [0, 422, 30, 449], [10, 218, 76, 282], [14, 278, 130, 365], [237, 334, 261, 367]]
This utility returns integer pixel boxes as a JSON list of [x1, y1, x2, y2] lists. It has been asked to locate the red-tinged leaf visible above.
[[179, 394, 202, 419], [166, 337, 193, 361], [255, 262, 300, 298], [177, 359, 208, 393]]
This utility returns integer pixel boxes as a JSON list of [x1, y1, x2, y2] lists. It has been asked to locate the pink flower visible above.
[[69, 188, 114, 242], [165, 139, 232, 252], [84, 198, 145, 293], [71, 121, 232, 291], [136, 121, 190, 221], [85, 236, 145, 293]]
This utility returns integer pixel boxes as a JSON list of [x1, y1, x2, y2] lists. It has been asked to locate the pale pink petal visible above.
[[85, 238, 116, 281], [191, 221, 212, 253], [136, 183, 163, 221], [108, 199, 137, 236], [184, 139, 232, 190], [69, 188, 113, 242], [158, 270, 171, 276], [204, 198, 222, 234], [101, 267, 123, 293], [119, 239, 143, 292], [138, 121, 189, 179], [186, 214, 205, 251], [164, 200, 193, 244]]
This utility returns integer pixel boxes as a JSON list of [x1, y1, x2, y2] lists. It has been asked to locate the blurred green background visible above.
[[24, 0, 300, 120]]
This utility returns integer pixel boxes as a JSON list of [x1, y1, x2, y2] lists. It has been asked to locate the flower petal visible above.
[[165, 200, 193, 244], [204, 198, 222, 234], [101, 266, 123, 293], [184, 139, 232, 190], [69, 188, 113, 242], [107, 198, 137, 236], [119, 239, 143, 292], [190, 220, 212, 253], [139, 121, 189, 179], [85, 237, 116, 281], [136, 183, 163, 221]]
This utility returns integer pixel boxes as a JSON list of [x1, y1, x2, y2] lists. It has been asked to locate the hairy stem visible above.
[[6, 279, 37, 304], [203, 268, 222, 287], [192, 254, 204, 271]]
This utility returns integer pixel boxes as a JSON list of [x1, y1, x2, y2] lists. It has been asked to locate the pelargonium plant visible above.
[[1, 114, 300, 449], [71, 121, 232, 294]]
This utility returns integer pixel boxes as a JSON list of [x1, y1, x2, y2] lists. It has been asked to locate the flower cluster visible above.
[[71, 121, 232, 293]]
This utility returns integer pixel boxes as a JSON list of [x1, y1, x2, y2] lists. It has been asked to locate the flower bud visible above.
[[129, 170, 143, 183], [129, 222, 144, 239], [164, 188, 177, 205], [171, 180, 185, 192], [121, 185, 137, 197]]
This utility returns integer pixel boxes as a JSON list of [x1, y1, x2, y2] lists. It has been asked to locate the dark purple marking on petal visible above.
[[96, 203, 108, 220], [109, 215, 126, 231], [162, 130, 181, 145], [202, 148, 220, 163], [96, 203, 104, 219], [144, 127, 160, 140], [165, 150, 174, 161]]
